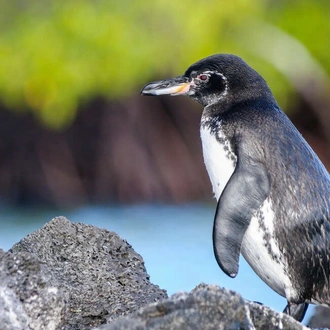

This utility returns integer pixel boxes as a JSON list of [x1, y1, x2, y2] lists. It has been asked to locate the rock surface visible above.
[[0, 250, 66, 330], [0, 216, 325, 330], [94, 283, 307, 330], [2, 216, 166, 330]]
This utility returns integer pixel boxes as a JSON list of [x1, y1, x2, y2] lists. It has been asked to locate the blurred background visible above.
[[0, 0, 330, 326]]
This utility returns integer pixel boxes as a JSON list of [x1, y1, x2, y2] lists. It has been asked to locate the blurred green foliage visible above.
[[0, 0, 329, 128]]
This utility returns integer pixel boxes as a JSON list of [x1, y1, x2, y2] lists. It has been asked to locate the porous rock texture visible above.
[[1, 216, 166, 330], [0, 250, 66, 330], [94, 283, 307, 330], [0, 217, 323, 330]]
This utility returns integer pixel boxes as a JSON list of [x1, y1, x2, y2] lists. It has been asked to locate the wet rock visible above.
[[7, 216, 167, 329], [94, 283, 307, 330]]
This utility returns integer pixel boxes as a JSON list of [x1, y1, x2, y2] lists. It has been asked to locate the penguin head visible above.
[[141, 54, 271, 107]]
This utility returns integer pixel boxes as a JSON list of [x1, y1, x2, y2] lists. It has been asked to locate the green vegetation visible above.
[[0, 0, 329, 128]]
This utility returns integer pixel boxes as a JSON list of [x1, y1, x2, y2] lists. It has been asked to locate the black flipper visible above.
[[283, 302, 309, 322], [213, 159, 270, 277]]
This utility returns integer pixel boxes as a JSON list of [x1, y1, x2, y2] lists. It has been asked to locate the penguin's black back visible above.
[[212, 98, 330, 303]]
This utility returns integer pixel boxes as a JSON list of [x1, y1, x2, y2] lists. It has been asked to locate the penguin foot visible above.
[[283, 302, 309, 322]]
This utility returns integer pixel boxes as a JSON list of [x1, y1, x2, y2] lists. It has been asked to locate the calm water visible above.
[[0, 202, 313, 324]]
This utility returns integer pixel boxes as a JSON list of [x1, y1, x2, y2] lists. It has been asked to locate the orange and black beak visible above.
[[141, 76, 193, 96]]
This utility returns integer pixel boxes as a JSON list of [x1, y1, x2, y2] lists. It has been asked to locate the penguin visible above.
[[141, 54, 330, 322]]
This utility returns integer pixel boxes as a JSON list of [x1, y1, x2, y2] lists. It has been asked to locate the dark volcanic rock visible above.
[[8, 216, 167, 329], [0, 217, 316, 330], [0, 250, 66, 330], [94, 284, 307, 330], [247, 300, 307, 330]]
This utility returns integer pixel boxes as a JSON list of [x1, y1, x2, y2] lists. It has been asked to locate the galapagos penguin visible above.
[[141, 54, 330, 321]]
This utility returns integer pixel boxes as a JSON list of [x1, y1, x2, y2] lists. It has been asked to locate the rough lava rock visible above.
[[0, 250, 66, 330], [0, 217, 325, 330], [94, 283, 308, 330], [5, 216, 167, 329]]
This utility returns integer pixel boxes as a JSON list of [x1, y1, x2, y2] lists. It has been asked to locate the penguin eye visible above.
[[197, 74, 210, 82]]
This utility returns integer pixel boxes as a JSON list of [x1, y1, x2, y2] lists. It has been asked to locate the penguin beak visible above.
[[141, 76, 192, 96]]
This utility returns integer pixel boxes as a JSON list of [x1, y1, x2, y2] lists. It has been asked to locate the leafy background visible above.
[[1, 0, 329, 128]]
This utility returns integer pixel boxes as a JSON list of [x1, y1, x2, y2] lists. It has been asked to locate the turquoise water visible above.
[[0, 203, 313, 324]]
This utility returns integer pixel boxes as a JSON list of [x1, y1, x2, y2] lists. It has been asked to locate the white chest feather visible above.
[[200, 122, 296, 301], [200, 125, 236, 200], [241, 199, 293, 298]]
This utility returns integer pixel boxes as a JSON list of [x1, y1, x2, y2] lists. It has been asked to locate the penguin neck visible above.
[[203, 99, 232, 118], [202, 88, 277, 119]]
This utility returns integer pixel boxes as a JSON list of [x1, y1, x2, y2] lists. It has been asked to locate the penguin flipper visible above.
[[213, 161, 270, 277]]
